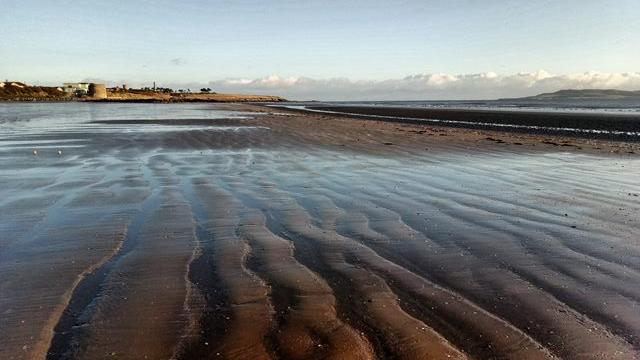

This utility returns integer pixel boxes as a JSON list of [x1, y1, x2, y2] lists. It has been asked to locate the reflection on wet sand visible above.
[[0, 103, 639, 359]]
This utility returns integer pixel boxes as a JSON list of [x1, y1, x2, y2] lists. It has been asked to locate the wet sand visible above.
[[302, 105, 640, 140], [1, 102, 639, 359]]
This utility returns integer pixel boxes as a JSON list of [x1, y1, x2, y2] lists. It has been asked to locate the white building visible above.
[[62, 83, 91, 95]]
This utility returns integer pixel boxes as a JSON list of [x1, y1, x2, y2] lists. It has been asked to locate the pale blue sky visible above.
[[1, 0, 639, 98]]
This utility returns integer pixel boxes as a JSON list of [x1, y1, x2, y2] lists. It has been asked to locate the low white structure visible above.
[[62, 83, 91, 95]]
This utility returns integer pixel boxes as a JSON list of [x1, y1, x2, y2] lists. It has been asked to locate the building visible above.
[[89, 83, 107, 99], [62, 82, 107, 98], [62, 83, 91, 95]]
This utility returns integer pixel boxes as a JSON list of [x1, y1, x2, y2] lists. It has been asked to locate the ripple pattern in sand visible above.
[[1, 103, 639, 360]]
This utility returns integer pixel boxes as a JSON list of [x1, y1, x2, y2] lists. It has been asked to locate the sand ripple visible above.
[[0, 103, 639, 359]]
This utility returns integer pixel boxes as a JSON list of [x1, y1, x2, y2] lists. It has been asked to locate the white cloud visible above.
[[197, 71, 640, 100]]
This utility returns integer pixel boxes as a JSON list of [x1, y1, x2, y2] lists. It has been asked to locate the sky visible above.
[[1, 0, 639, 100]]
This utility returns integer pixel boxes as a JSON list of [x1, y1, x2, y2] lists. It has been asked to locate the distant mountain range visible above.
[[502, 89, 640, 101]]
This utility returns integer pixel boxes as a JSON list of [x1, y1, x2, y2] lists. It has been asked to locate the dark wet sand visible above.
[[303, 105, 640, 140], [1, 103, 639, 359]]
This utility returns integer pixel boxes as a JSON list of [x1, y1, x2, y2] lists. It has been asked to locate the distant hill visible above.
[[502, 89, 640, 101]]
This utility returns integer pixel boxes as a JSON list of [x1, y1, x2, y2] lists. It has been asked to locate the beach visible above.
[[1, 102, 639, 360], [299, 104, 640, 140]]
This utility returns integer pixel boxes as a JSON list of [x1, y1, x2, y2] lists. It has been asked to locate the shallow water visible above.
[[0, 103, 639, 359], [318, 99, 640, 113]]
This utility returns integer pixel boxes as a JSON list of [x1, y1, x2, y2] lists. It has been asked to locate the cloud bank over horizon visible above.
[[84, 70, 640, 101], [198, 71, 640, 101]]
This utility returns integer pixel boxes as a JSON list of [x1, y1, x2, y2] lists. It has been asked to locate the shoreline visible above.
[[0, 86, 286, 103], [0, 97, 286, 103], [275, 104, 640, 141], [244, 103, 639, 155]]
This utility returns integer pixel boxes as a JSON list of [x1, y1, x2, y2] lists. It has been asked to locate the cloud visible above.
[[170, 58, 187, 66], [198, 71, 640, 100]]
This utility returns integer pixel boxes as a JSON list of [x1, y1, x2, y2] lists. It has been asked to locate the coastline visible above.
[[0, 85, 286, 103], [0, 95, 287, 103], [275, 104, 640, 141], [247, 103, 640, 154]]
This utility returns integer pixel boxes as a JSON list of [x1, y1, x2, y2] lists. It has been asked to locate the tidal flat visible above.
[[1, 102, 639, 360]]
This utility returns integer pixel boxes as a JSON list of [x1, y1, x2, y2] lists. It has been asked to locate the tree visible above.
[[201, 88, 211, 93]]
